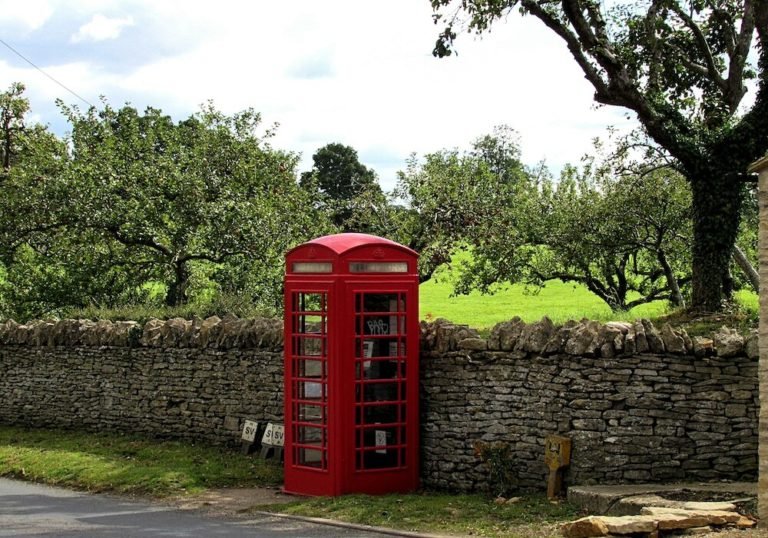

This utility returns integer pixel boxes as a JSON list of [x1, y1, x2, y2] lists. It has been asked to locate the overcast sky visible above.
[[0, 0, 634, 190]]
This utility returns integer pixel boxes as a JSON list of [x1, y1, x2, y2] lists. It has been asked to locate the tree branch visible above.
[[732, 244, 759, 292], [520, 0, 611, 98], [669, 3, 729, 94], [725, 0, 757, 112], [105, 226, 172, 258]]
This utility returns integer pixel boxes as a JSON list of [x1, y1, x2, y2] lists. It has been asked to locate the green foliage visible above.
[[64, 293, 275, 325], [0, 85, 334, 320], [430, 0, 768, 311], [300, 142, 381, 230], [396, 125, 528, 282], [402, 129, 693, 312], [473, 441, 516, 497], [0, 82, 30, 175], [0, 426, 282, 497]]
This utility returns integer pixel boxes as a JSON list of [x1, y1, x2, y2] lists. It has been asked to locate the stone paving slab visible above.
[[567, 482, 756, 515]]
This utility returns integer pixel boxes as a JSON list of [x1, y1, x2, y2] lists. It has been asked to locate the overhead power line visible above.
[[0, 37, 94, 107]]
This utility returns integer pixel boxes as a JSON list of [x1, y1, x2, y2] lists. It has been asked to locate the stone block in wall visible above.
[[744, 329, 758, 359], [692, 337, 714, 358], [198, 316, 222, 347], [600, 323, 627, 356], [564, 320, 600, 356], [543, 320, 577, 355], [632, 320, 649, 353], [488, 317, 525, 351], [31, 320, 57, 346], [162, 318, 194, 347], [713, 327, 745, 358], [516, 316, 555, 354], [642, 320, 665, 353], [661, 324, 686, 354], [458, 338, 487, 351], [141, 319, 165, 347]]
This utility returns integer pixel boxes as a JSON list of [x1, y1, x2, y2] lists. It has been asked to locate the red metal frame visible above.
[[283, 234, 419, 496]]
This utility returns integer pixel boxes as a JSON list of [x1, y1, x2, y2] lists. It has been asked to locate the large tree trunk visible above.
[[165, 262, 190, 307], [689, 175, 743, 312]]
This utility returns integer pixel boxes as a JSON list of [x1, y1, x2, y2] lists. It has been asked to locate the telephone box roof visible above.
[[292, 233, 417, 257]]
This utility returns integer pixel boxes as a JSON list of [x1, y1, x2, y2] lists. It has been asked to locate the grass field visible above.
[[419, 278, 672, 329], [420, 276, 759, 330]]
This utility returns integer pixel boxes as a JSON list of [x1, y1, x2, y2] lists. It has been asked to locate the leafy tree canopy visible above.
[[430, 0, 768, 311], [399, 127, 693, 311], [1, 88, 331, 319], [300, 142, 382, 229]]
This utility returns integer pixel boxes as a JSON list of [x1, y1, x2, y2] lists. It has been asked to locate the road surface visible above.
[[0, 478, 393, 537]]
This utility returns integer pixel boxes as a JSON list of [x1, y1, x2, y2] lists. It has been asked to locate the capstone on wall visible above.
[[0, 316, 759, 492]]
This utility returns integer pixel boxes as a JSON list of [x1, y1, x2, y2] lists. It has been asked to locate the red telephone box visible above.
[[283, 233, 419, 496]]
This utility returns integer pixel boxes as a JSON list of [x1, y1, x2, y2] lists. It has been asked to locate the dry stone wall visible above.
[[0, 316, 284, 444], [0, 315, 759, 492], [420, 318, 759, 492]]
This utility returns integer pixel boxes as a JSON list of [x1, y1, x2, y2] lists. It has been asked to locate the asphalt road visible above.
[[0, 478, 391, 537]]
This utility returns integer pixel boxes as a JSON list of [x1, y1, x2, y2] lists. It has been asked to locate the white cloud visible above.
[[70, 14, 134, 43], [4, 1, 638, 190], [0, 0, 54, 31]]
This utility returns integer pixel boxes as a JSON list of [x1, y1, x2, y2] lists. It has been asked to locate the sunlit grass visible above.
[[0, 426, 282, 497], [419, 255, 759, 330], [420, 278, 671, 329], [263, 493, 580, 537]]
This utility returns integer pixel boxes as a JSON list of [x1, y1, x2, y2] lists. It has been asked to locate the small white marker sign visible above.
[[262, 423, 285, 447], [241, 420, 259, 442], [375, 430, 387, 454]]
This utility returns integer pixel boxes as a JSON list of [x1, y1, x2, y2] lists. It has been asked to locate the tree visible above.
[[0, 96, 331, 317], [300, 143, 382, 229], [0, 83, 72, 320], [430, 0, 768, 312], [60, 102, 329, 307], [396, 126, 532, 282], [399, 129, 693, 311], [1, 82, 26, 176]]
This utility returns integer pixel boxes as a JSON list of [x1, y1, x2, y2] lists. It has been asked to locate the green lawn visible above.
[[420, 278, 671, 329]]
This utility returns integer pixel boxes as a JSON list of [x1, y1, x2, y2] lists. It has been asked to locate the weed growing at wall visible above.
[[473, 441, 517, 497]]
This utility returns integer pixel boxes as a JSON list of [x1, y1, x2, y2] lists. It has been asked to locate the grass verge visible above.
[[2, 427, 583, 536], [0, 426, 282, 497], [260, 493, 581, 537]]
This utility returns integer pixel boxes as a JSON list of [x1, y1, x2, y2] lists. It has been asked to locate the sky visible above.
[[0, 0, 634, 191]]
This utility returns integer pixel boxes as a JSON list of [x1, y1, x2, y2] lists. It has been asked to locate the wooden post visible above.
[[748, 154, 768, 523], [544, 435, 571, 500]]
